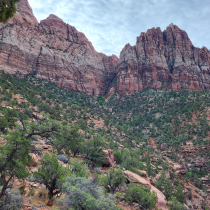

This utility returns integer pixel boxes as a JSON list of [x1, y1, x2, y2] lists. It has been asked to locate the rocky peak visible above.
[[119, 43, 136, 63], [116, 24, 210, 94], [110, 54, 119, 65], [1, 0, 210, 96], [164, 24, 192, 47], [40, 14, 95, 50], [0, 0, 118, 96], [46, 14, 63, 21], [40, 14, 69, 39]]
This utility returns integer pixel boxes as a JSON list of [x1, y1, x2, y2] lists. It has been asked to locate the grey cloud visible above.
[[29, 0, 210, 56]]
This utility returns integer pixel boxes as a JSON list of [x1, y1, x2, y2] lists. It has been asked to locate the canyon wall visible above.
[[0, 0, 118, 96], [1, 0, 210, 95], [116, 24, 210, 94]]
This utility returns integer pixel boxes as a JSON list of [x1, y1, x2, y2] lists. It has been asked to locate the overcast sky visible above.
[[28, 0, 210, 57]]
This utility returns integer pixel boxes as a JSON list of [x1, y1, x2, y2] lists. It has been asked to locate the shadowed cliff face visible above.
[[115, 24, 210, 94], [0, 0, 210, 96], [0, 0, 118, 96]]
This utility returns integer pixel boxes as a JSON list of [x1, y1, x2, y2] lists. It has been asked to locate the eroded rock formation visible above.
[[1, 0, 210, 96], [103, 149, 115, 167], [0, 0, 118, 96], [115, 24, 210, 94]]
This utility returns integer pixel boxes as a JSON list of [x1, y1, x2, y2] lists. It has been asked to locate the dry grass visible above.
[[36, 188, 48, 199]]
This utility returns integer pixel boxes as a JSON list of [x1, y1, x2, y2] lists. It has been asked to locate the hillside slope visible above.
[[0, 72, 210, 209]]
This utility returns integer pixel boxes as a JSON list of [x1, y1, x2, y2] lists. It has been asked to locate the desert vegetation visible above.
[[0, 71, 209, 209]]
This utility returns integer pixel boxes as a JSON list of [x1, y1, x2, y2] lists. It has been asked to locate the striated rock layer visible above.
[[0, 0, 118, 96], [116, 23, 210, 94], [1, 0, 210, 96]]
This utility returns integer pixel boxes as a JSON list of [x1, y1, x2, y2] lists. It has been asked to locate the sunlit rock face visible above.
[[0, 0, 118, 96], [116, 24, 210, 94]]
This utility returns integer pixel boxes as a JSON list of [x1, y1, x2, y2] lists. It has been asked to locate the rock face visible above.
[[1, 0, 210, 96], [103, 149, 115, 167], [0, 0, 118, 96], [116, 23, 210, 94], [123, 170, 151, 188], [123, 170, 167, 210]]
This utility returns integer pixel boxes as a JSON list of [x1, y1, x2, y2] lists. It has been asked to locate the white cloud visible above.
[[28, 0, 210, 56]]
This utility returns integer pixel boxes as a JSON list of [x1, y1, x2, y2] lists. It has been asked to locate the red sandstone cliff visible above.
[[115, 23, 210, 94], [0, 0, 118, 96], [1, 0, 210, 96]]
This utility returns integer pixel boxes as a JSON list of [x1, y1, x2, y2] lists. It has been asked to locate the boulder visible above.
[[150, 185, 167, 210], [102, 149, 114, 167], [160, 143, 167, 151], [135, 169, 148, 178], [123, 170, 151, 188], [124, 170, 168, 210]]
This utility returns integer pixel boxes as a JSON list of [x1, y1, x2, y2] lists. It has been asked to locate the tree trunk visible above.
[[0, 174, 14, 200], [0, 183, 7, 200], [48, 188, 54, 200]]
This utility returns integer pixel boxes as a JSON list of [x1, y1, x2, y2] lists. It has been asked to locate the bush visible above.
[[100, 167, 125, 194], [169, 197, 188, 210], [93, 167, 101, 175], [113, 151, 123, 164], [125, 182, 157, 210], [62, 176, 120, 210], [36, 188, 48, 199], [0, 187, 23, 210], [28, 188, 35, 197], [188, 191, 192, 200], [27, 175, 42, 184], [68, 158, 89, 178], [76, 119, 87, 130], [57, 155, 68, 163]]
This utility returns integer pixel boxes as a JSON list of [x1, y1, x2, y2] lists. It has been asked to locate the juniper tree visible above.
[[0, 0, 20, 23], [0, 118, 61, 199], [34, 153, 70, 200], [100, 167, 125, 194]]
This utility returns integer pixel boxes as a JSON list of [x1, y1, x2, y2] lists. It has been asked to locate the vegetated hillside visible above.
[[107, 89, 210, 148], [0, 72, 210, 210]]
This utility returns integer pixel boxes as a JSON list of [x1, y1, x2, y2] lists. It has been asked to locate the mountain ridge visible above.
[[115, 24, 210, 94], [0, 0, 210, 96], [0, 0, 118, 96]]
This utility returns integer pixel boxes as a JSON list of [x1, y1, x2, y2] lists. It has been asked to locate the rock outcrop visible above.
[[123, 170, 167, 209], [115, 24, 210, 94], [0, 0, 118, 96], [103, 149, 115, 167], [123, 170, 151, 188]]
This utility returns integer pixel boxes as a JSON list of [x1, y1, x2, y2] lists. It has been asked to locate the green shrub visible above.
[[125, 182, 157, 210], [0, 188, 23, 210], [188, 191, 192, 200], [62, 176, 119, 210], [113, 151, 123, 164], [57, 155, 68, 163], [169, 197, 188, 210], [68, 158, 89, 178]]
